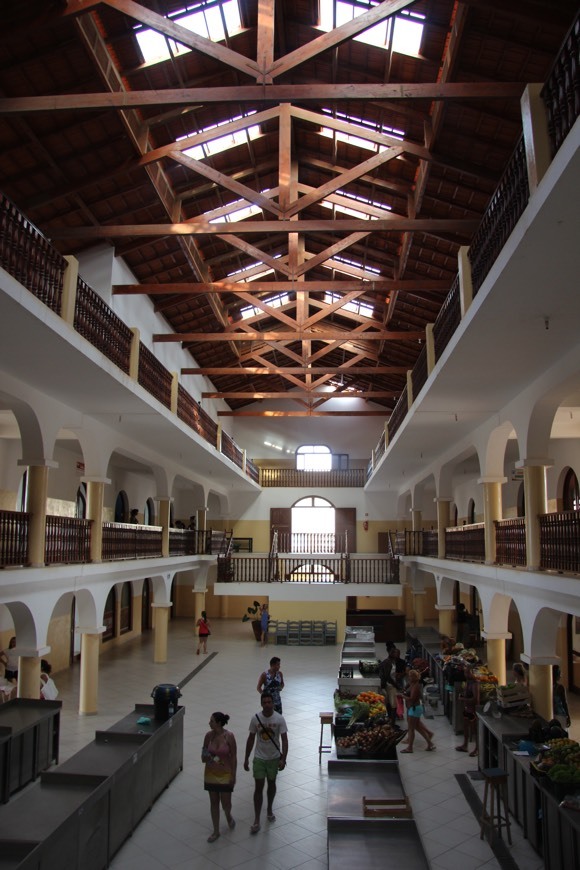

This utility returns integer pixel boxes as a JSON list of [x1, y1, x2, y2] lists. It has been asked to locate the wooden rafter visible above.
[[154, 329, 424, 342]]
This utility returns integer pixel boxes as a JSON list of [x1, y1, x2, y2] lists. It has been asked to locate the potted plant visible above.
[[242, 601, 263, 641]]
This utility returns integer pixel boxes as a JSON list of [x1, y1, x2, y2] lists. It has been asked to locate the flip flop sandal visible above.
[[400, 748, 413, 753], [227, 817, 236, 829], [426, 745, 436, 751], [207, 833, 220, 843], [250, 823, 260, 835], [267, 813, 276, 822], [456, 746, 468, 752]]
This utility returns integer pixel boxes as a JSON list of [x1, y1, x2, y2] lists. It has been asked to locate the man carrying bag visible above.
[[244, 691, 288, 834]]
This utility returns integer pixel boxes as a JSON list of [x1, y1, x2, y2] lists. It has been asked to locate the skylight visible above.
[[318, 1, 424, 56], [135, 1, 242, 64], [320, 108, 404, 153], [322, 254, 381, 279], [324, 291, 376, 318], [240, 293, 291, 320], [177, 112, 260, 160], [321, 189, 392, 220]]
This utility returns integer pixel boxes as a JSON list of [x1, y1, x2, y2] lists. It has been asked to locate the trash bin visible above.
[[151, 684, 181, 721]]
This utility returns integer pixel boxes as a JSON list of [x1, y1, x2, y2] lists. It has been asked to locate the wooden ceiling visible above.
[[0, 0, 576, 416]]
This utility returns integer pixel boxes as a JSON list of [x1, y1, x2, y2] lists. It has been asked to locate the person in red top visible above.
[[196, 611, 211, 655]]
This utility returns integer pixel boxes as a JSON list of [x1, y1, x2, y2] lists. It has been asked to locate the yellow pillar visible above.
[[521, 461, 549, 569], [435, 498, 450, 559], [158, 497, 171, 558], [528, 662, 553, 722], [413, 592, 425, 629], [61, 255, 79, 325], [26, 464, 50, 567], [436, 605, 454, 638], [458, 246, 473, 317], [483, 636, 508, 686], [153, 604, 171, 663], [521, 83, 551, 193], [17, 655, 42, 699], [194, 591, 206, 623], [79, 630, 102, 715], [86, 479, 107, 563], [480, 478, 504, 564]]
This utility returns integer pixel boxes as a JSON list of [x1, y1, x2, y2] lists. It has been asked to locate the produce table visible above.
[[327, 756, 428, 868], [0, 703, 184, 870]]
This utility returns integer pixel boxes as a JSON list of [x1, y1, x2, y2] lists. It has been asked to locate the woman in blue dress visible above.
[[259, 603, 269, 647]]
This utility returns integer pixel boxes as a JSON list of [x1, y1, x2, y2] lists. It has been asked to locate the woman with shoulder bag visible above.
[[400, 669, 435, 753]]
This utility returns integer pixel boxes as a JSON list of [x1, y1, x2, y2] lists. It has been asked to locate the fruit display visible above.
[[337, 722, 406, 757], [356, 691, 386, 718], [532, 738, 580, 789]]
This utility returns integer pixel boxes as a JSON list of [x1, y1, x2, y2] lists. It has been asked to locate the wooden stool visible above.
[[319, 712, 334, 764], [480, 767, 512, 844]]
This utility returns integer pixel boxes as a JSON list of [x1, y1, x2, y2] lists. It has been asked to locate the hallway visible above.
[[41, 618, 563, 869]]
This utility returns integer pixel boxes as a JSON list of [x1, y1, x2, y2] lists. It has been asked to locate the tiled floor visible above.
[[36, 618, 568, 869]]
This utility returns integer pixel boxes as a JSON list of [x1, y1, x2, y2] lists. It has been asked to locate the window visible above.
[[318, 1, 424, 56], [563, 468, 580, 511], [120, 582, 133, 634], [136, 1, 242, 65], [296, 445, 332, 471], [76, 483, 87, 519], [103, 587, 116, 641]]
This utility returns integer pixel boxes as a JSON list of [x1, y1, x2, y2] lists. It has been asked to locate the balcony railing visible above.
[[0, 510, 29, 566], [260, 467, 365, 487], [495, 517, 527, 567], [369, 12, 580, 477], [219, 554, 399, 584], [101, 523, 163, 561], [45, 516, 91, 565], [539, 510, 580, 573], [276, 532, 349, 554]]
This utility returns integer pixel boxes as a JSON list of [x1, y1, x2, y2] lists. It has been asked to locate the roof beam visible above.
[[49, 218, 479, 237], [155, 329, 423, 342], [114, 280, 449, 294], [202, 391, 399, 400], [0, 83, 526, 113], [181, 366, 408, 375], [217, 410, 392, 417]]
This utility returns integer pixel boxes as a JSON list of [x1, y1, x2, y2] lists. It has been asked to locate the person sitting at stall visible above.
[[513, 662, 528, 687]]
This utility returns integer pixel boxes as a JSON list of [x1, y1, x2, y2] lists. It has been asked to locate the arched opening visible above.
[[76, 483, 87, 519], [517, 482, 525, 517], [291, 495, 335, 552], [144, 497, 156, 525], [114, 491, 129, 523], [120, 582, 132, 634], [17, 470, 27, 512], [467, 498, 476, 524], [103, 587, 116, 641], [563, 468, 580, 511], [141, 578, 152, 630]]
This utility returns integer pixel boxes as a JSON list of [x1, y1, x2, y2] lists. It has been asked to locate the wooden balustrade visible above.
[[219, 554, 398, 584], [138, 342, 172, 409], [220, 430, 243, 468], [422, 530, 439, 557], [387, 385, 407, 442], [469, 136, 530, 296], [0, 510, 29, 566], [445, 524, 485, 562], [276, 532, 348, 554], [45, 516, 91, 565], [539, 510, 580, 573], [0, 193, 66, 313], [74, 279, 132, 373], [101, 523, 163, 561], [541, 12, 580, 157], [168, 528, 198, 556], [432, 276, 460, 360], [411, 344, 428, 400], [245, 457, 259, 483], [495, 517, 527, 566], [260, 467, 365, 488]]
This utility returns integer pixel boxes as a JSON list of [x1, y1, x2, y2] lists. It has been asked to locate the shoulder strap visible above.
[[255, 714, 280, 754]]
